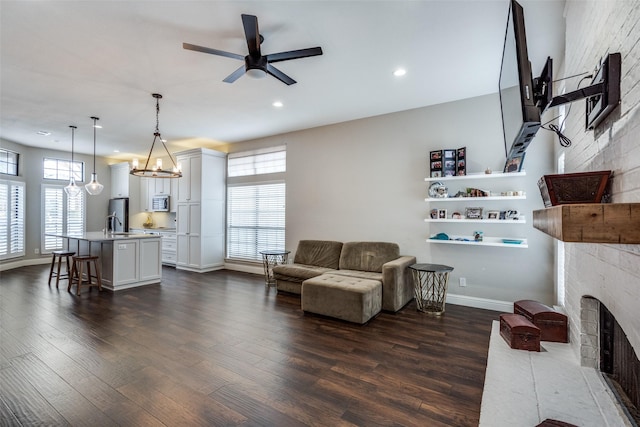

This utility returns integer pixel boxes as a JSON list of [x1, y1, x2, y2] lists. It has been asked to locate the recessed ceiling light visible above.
[[272, 101, 283, 108], [113, 150, 120, 153], [393, 68, 407, 77], [37, 130, 51, 136]]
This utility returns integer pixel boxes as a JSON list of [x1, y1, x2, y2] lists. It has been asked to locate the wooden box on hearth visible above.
[[514, 299, 568, 343], [499, 313, 541, 352]]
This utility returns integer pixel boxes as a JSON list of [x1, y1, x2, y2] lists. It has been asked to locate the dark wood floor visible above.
[[0, 265, 499, 426]]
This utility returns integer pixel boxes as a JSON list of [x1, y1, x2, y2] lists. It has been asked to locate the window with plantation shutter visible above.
[[227, 146, 286, 262], [42, 185, 85, 253], [0, 180, 25, 259]]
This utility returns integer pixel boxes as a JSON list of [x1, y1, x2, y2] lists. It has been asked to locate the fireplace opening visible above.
[[600, 303, 640, 425]]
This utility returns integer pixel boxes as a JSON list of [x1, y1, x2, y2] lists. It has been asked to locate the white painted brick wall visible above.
[[562, 1, 640, 362]]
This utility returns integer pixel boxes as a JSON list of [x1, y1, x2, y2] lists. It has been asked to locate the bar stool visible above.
[[48, 250, 75, 289], [68, 255, 102, 296]]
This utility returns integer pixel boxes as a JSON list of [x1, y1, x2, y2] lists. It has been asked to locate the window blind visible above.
[[227, 182, 285, 261], [0, 180, 25, 259], [42, 185, 85, 252], [228, 146, 286, 177]]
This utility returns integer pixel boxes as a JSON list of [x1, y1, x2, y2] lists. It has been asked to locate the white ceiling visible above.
[[0, 0, 565, 160]]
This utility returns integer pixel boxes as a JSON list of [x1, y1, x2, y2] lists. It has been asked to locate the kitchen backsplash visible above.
[[130, 211, 176, 229]]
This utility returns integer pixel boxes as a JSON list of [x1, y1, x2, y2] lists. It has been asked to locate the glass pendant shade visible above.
[[85, 116, 104, 195], [64, 176, 83, 197], [85, 173, 104, 195], [64, 125, 82, 198]]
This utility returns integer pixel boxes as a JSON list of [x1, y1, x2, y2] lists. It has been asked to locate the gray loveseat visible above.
[[272, 240, 416, 313]]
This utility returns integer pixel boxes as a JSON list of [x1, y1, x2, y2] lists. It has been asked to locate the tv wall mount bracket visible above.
[[546, 52, 621, 130]]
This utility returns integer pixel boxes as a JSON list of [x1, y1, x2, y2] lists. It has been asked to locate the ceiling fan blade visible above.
[[266, 64, 296, 85], [183, 43, 244, 60], [266, 47, 323, 63], [223, 65, 247, 83], [241, 14, 261, 57]]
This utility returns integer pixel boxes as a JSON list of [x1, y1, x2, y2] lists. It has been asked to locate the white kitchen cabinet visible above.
[[110, 162, 130, 198], [160, 232, 177, 265], [139, 238, 162, 280], [150, 178, 172, 196], [140, 177, 150, 212], [176, 153, 202, 203], [110, 162, 141, 216], [175, 148, 226, 272]]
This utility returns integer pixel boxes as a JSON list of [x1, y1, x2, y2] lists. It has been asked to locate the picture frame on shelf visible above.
[[465, 207, 483, 219], [504, 153, 525, 173], [438, 209, 447, 219], [487, 211, 499, 219], [456, 146, 466, 176], [430, 209, 438, 219], [452, 211, 462, 219]]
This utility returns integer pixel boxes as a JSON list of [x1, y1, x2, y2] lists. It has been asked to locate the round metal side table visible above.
[[259, 250, 291, 288], [409, 263, 454, 315]]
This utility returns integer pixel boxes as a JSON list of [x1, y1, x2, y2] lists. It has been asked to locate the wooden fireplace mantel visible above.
[[532, 203, 640, 243]]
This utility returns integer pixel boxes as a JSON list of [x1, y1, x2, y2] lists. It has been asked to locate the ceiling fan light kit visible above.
[[64, 125, 83, 198], [85, 116, 104, 195], [130, 93, 182, 179], [183, 14, 323, 85]]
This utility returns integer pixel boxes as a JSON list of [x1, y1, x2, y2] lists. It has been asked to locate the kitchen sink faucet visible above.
[[104, 212, 122, 234]]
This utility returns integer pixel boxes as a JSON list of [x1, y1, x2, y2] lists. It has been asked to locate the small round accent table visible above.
[[409, 263, 454, 315], [259, 250, 291, 288]]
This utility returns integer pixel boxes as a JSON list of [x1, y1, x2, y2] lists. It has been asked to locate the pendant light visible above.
[[64, 125, 82, 198], [85, 116, 104, 195], [130, 93, 182, 178]]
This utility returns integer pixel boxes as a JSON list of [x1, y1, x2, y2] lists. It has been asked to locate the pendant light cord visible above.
[[91, 117, 99, 172], [69, 125, 76, 164]]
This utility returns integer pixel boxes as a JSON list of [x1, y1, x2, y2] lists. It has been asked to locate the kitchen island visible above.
[[48, 232, 162, 291]]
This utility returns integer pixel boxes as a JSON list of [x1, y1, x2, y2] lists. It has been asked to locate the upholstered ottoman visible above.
[[301, 274, 382, 324]]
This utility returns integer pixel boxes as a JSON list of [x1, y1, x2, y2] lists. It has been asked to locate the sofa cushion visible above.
[[293, 240, 343, 269], [330, 269, 383, 282], [272, 264, 335, 283], [339, 242, 400, 273]]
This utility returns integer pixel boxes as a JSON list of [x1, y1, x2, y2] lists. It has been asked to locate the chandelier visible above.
[[130, 93, 182, 178]]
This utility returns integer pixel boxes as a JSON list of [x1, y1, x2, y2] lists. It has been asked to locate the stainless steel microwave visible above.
[[152, 195, 169, 211]]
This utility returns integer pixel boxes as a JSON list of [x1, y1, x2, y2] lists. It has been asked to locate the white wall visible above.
[[560, 1, 640, 360], [228, 92, 557, 308]]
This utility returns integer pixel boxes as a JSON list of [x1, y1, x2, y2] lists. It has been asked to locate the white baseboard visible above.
[[0, 257, 50, 272], [224, 261, 263, 276], [446, 293, 513, 313]]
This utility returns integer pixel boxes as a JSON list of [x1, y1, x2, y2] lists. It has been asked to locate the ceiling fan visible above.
[[183, 14, 323, 85]]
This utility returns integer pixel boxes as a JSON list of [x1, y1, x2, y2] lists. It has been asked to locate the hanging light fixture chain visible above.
[[130, 93, 181, 178], [156, 95, 160, 133]]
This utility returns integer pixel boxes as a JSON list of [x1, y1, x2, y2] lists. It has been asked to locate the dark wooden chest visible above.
[[500, 313, 541, 352], [514, 299, 568, 343]]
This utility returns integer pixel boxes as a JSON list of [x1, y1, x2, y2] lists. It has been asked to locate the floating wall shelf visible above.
[[427, 236, 529, 248], [425, 171, 526, 182], [532, 203, 640, 243]]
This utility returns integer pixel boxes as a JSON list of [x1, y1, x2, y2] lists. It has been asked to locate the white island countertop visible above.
[[51, 231, 161, 241]]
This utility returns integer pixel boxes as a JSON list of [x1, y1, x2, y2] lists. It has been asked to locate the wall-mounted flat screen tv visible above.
[[499, 0, 542, 162]]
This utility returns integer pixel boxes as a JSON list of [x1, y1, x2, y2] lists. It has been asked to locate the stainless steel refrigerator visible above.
[[107, 198, 129, 232]]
